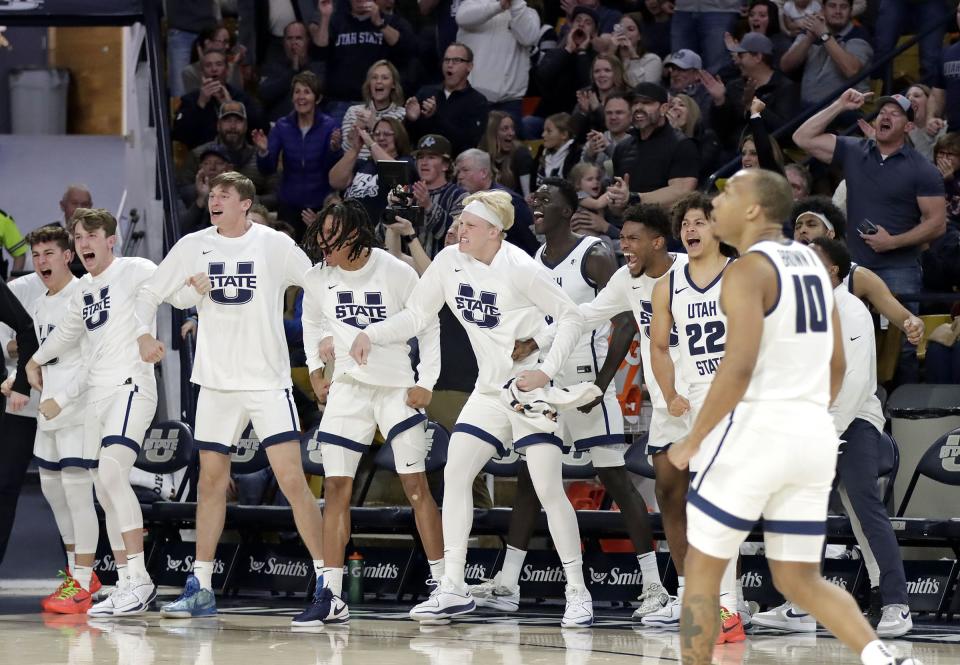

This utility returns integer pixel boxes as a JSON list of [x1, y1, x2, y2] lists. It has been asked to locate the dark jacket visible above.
[[491, 183, 539, 256], [256, 109, 342, 209], [0, 280, 38, 396], [409, 84, 490, 159], [173, 86, 266, 149], [535, 47, 595, 118], [713, 70, 801, 150]]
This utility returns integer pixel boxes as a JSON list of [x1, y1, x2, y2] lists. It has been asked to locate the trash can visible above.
[[9, 67, 69, 135], [888, 384, 960, 518]]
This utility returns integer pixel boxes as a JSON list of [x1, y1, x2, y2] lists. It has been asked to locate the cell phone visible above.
[[613, 24, 623, 34], [857, 219, 878, 235]]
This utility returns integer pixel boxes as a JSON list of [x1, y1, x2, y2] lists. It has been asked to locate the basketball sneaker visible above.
[[42, 570, 104, 612], [751, 601, 816, 632], [561, 585, 593, 628], [44, 578, 94, 614], [102, 576, 156, 616], [292, 586, 349, 626], [632, 581, 670, 619], [470, 573, 520, 612], [640, 595, 682, 628], [160, 575, 217, 618], [716, 606, 746, 644], [877, 604, 913, 638], [409, 577, 475, 622], [867, 587, 883, 627]]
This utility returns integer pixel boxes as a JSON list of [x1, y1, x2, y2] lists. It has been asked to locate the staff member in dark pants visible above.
[[0, 279, 39, 565]]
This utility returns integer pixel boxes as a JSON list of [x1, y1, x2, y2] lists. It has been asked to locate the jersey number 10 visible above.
[[793, 275, 827, 333]]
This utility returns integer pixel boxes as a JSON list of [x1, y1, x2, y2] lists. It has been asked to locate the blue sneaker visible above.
[[292, 586, 349, 626], [160, 575, 217, 618]]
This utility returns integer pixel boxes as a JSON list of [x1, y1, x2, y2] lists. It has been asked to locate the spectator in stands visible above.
[[237, 0, 317, 66], [663, 49, 713, 130], [906, 83, 947, 162], [743, 0, 793, 66], [182, 102, 273, 205], [929, 4, 960, 138], [794, 89, 946, 383], [666, 93, 724, 184], [638, 0, 673, 59], [609, 83, 699, 209], [57, 185, 100, 273], [0, 209, 26, 280], [406, 43, 490, 159], [455, 0, 540, 130], [419, 0, 462, 68], [566, 162, 622, 242], [782, 0, 822, 36], [922, 132, 960, 292], [535, 112, 583, 187], [455, 149, 539, 254], [780, 0, 873, 110], [172, 47, 265, 149], [405, 134, 466, 257], [611, 13, 664, 86], [479, 111, 535, 197], [708, 33, 802, 151], [340, 60, 407, 159], [582, 93, 637, 175], [254, 71, 342, 240], [534, 7, 601, 119], [180, 145, 234, 235], [936, 133, 960, 224], [785, 162, 813, 200], [875, 0, 951, 88], [561, 0, 622, 35], [572, 54, 630, 139], [329, 117, 416, 224], [308, 0, 415, 123], [165, 0, 220, 98], [669, 0, 740, 74], [257, 21, 326, 121], [181, 24, 245, 95]]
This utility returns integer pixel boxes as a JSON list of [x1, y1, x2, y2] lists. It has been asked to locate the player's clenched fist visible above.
[[406, 386, 432, 409], [318, 336, 335, 364], [138, 334, 166, 364], [350, 332, 371, 365], [186, 272, 212, 295], [668, 394, 691, 417]]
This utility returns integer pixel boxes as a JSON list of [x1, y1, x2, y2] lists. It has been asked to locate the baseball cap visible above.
[[414, 134, 452, 159], [198, 145, 231, 163], [633, 82, 668, 104], [875, 94, 915, 122], [218, 101, 247, 120], [570, 6, 600, 27], [664, 49, 703, 71], [731, 33, 773, 56]]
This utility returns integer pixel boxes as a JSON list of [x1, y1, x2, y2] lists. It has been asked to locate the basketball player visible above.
[[666, 169, 920, 665], [648, 192, 748, 642], [470, 179, 669, 617], [133, 172, 326, 622], [25, 209, 194, 616], [792, 197, 923, 346], [350, 190, 594, 627], [753, 236, 912, 638], [574, 203, 689, 621], [299, 199, 444, 625]]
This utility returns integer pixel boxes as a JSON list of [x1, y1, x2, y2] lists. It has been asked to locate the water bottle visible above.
[[347, 551, 364, 604]]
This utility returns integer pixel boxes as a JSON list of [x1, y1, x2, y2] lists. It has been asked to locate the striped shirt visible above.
[[340, 102, 406, 160], [420, 181, 466, 259]]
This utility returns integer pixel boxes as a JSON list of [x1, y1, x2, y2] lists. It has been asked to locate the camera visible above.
[[382, 186, 425, 229]]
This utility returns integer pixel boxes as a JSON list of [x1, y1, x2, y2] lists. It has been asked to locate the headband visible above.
[[462, 199, 504, 231], [796, 211, 833, 233]]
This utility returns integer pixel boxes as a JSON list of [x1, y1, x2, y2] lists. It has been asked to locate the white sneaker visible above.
[[107, 577, 156, 616], [87, 580, 125, 617], [470, 573, 520, 612], [409, 577, 475, 622], [632, 582, 669, 619], [640, 595, 681, 628], [751, 602, 816, 632], [877, 604, 913, 638], [737, 598, 756, 628], [561, 585, 593, 628]]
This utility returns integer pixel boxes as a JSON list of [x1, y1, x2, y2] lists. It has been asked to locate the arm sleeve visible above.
[[134, 249, 185, 337], [829, 310, 874, 434], [579, 273, 627, 330], [301, 278, 330, 374], [509, 4, 542, 47], [283, 243, 314, 288], [409, 265, 442, 391], [365, 258, 447, 346], [525, 267, 584, 378]]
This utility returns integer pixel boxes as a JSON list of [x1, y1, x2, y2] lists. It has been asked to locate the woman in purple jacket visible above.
[[254, 71, 342, 240]]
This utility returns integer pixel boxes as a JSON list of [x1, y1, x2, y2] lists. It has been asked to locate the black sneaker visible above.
[[292, 585, 333, 627], [867, 586, 882, 628]]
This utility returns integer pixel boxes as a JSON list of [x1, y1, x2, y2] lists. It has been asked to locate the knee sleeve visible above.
[[39, 468, 74, 546], [96, 446, 143, 533], [61, 468, 99, 555], [524, 444, 582, 565]]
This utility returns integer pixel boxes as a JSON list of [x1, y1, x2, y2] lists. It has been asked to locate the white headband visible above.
[[462, 199, 504, 231], [796, 211, 834, 233]]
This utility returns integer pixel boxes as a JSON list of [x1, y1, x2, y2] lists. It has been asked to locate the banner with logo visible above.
[[740, 555, 864, 609], [903, 559, 956, 613], [148, 542, 237, 591], [232, 543, 313, 593], [342, 546, 415, 599]]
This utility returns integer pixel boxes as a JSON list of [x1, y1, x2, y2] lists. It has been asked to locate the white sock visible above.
[[323, 567, 344, 597], [444, 547, 467, 587], [428, 558, 445, 581], [861, 639, 896, 665], [719, 559, 737, 610], [126, 552, 149, 582], [500, 546, 527, 589], [313, 559, 324, 582], [66, 550, 76, 574], [637, 551, 660, 589], [563, 557, 586, 588], [193, 560, 214, 591], [73, 565, 93, 591], [116, 563, 128, 583], [677, 576, 686, 601]]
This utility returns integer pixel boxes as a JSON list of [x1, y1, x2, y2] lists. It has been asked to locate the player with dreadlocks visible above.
[[299, 198, 444, 625]]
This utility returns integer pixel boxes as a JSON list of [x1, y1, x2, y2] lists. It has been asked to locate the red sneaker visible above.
[[88, 571, 102, 595], [716, 606, 746, 644], [45, 578, 93, 614], [41, 571, 74, 612]]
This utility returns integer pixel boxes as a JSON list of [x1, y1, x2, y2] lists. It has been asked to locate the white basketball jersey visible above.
[[635, 253, 688, 408], [670, 261, 729, 404], [535, 236, 609, 361], [33, 278, 87, 430], [742, 241, 834, 406]]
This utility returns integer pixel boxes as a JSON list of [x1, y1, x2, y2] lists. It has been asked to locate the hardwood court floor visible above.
[[2, 596, 959, 665]]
